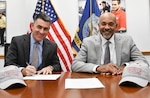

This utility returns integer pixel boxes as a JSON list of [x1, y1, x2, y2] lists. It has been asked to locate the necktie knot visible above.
[[106, 40, 110, 46], [34, 42, 40, 49], [34, 42, 39, 46]]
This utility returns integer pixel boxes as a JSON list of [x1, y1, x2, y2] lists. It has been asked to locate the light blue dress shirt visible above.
[[29, 34, 43, 68]]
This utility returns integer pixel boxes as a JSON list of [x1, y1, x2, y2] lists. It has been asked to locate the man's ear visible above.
[[115, 23, 118, 28], [30, 22, 34, 31]]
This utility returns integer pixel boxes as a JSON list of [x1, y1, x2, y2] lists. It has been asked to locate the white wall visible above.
[[126, 0, 150, 51], [6, 0, 150, 51], [6, 0, 26, 42]]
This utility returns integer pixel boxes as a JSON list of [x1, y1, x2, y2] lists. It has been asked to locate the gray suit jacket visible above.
[[72, 33, 149, 73], [5, 34, 61, 72]]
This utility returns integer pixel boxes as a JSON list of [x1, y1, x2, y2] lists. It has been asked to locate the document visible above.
[[65, 78, 105, 89], [23, 74, 61, 80]]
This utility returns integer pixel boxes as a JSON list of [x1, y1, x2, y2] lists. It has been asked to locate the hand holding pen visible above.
[[21, 62, 37, 76]]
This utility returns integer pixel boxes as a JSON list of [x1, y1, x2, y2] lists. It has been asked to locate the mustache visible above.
[[103, 29, 111, 33]]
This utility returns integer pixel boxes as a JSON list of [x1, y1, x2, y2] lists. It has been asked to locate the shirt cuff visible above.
[[93, 65, 99, 73], [19, 67, 24, 71], [123, 63, 129, 66]]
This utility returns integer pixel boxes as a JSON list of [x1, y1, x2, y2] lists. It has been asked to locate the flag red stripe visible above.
[[57, 48, 70, 71], [50, 23, 72, 64], [57, 19, 72, 45], [47, 32, 70, 71]]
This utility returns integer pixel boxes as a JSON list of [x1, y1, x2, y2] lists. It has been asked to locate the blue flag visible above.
[[72, 0, 101, 54]]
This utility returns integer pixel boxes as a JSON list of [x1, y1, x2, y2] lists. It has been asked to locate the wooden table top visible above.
[[0, 72, 150, 98]]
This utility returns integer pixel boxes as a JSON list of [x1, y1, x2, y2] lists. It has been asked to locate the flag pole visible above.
[[89, 0, 93, 36], [42, 0, 45, 13]]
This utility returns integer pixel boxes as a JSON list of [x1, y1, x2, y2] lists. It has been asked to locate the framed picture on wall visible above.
[[78, 0, 127, 33], [0, 0, 6, 56], [97, 0, 126, 33]]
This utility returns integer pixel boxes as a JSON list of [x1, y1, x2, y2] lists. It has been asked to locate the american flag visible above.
[[32, 0, 73, 71]]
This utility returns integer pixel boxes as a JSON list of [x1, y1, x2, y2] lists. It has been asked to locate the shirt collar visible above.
[[100, 33, 115, 46]]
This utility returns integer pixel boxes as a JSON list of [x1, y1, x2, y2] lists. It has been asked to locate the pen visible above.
[[26, 62, 30, 66], [26, 62, 38, 75]]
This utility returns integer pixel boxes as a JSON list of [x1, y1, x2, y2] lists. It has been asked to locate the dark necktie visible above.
[[104, 41, 110, 64], [32, 42, 39, 69]]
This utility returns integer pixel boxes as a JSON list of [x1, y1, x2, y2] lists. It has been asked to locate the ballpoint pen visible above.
[[26, 62, 30, 66], [26, 62, 37, 75]]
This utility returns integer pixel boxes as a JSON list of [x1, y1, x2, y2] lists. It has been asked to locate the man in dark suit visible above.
[[5, 13, 61, 76], [72, 12, 149, 75]]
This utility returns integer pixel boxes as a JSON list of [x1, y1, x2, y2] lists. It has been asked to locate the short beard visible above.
[[102, 32, 112, 40]]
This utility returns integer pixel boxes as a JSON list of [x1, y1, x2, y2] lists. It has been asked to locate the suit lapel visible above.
[[42, 39, 49, 65], [94, 35, 102, 65], [114, 34, 122, 66], [23, 34, 30, 63]]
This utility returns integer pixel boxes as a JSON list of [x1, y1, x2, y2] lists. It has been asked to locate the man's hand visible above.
[[117, 65, 125, 75], [37, 66, 53, 75], [21, 65, 37, 76], [96, 63, 123, 75]]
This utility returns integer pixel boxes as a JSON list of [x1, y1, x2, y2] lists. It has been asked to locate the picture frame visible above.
[[0, 0, 6, 56], [78, 0, 127, 33]]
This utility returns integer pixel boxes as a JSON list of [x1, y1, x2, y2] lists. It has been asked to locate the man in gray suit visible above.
[[72, 12, 149, 75], [5, 13, 61, 76]]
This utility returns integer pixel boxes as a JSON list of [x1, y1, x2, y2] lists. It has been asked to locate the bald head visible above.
[[99, 12, 116, 24]]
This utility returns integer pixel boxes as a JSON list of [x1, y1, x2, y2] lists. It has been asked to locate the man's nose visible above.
[[39, 28, 45, 34], [105, 24, 110, 29]]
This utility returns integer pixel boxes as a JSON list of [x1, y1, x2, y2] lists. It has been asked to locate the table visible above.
[[0, 72, 150, 98]]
